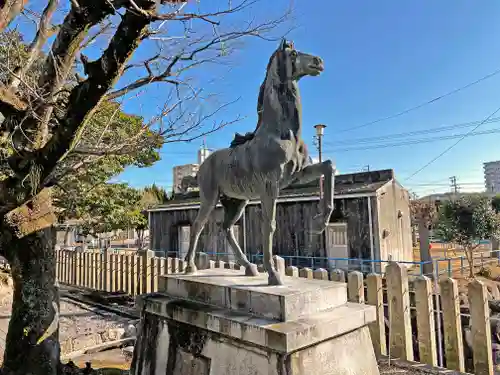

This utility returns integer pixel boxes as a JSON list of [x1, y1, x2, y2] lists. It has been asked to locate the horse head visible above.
[[269, 38, 325, 82], [229, 40, 324, 149]]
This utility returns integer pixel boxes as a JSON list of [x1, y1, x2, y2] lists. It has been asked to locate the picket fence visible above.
[[55, 249, 495, 375]]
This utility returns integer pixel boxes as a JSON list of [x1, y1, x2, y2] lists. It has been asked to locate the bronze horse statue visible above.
[[184, 39, 335, 285]]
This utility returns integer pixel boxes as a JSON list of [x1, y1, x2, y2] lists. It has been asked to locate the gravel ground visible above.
[[379, 363, 430, 374]]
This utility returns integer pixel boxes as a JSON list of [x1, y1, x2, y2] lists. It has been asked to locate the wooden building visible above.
[[148, 169, 413, 272]]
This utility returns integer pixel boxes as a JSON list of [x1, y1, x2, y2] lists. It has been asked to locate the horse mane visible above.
[[230, 49, 279, 149]]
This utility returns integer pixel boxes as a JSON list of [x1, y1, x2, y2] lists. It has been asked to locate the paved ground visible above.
[[0, 283, 135, 367], [70, 348, 132, 370]]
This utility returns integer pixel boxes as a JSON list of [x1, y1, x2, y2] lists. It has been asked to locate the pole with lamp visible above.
[[314, 124, 326, 198]]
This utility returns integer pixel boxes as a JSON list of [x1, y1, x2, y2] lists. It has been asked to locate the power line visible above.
[[323, 127, 500, 153], [406, 182, 484, 187], [404, 105, 500, 181], [324, 117, 500, 146], [336, 67, 500, 134]]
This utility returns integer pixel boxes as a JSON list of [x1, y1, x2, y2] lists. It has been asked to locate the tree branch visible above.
[[36, 2, 155, 187], [34, 1, 117, 149], [0, 0, 27, 33], [9, 0, 59, 90]]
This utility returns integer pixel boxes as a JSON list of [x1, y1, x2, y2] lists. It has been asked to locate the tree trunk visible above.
[[1, 225, 60, 375], [63, 226, 71, 247], [466, 248, 475, 278], [418, 220, 433, 277]]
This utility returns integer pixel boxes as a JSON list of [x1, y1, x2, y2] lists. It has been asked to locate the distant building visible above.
[[484, 160, 500, 193], [173, 163, 199, 194], [198, 145, 210, 164], [172, 144, 211, 194], [149, 169, 414, 273]]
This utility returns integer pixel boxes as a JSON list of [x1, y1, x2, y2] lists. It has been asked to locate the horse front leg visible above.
[[260, 185, 283, 285], [291, 160, 335, 234]]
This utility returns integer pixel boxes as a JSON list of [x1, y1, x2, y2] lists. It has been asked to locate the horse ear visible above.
[[279, 38, 287, 50]]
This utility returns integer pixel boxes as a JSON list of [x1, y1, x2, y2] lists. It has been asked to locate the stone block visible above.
[[133, 269, 379, 375], [158, 268, 347, 321]]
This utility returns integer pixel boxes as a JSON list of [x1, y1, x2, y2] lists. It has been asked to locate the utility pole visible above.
[[314, 124, 326, 197], [363, 165, 370, 172], [449, 176, 458, 194]]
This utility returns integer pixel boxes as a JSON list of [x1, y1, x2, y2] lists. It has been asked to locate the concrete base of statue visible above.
[[131, 268, 380, 375]]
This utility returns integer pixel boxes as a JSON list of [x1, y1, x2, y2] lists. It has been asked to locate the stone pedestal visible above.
[[132, 268, 379, 375]]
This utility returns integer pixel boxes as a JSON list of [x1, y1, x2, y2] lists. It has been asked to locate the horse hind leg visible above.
[[184, 190, 218, 274], [260, 185, 283, 286], [220, 196, 259, 277]]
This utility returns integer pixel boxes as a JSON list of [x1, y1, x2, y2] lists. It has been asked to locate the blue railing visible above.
[[158, 249, 500, 278]]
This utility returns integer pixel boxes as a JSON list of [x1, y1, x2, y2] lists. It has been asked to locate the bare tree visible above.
[[0, 1, 289, 373]]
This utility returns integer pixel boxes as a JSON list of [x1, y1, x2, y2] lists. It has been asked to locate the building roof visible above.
[[150, 169, 396, 211], [418, 191, 489, 202]]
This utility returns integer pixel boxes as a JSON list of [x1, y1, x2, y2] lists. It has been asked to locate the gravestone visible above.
[[132, 268, 379, 375]]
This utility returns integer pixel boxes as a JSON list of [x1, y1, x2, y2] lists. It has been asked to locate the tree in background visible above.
[[410, 196, 437, 276], [491, 195, 500, 254], [130, 184, 171, 250], [0, 1, 287, 373], [77, 183, 142, 238], [436, 195, 500, 278], [64, 183, 170, 251]]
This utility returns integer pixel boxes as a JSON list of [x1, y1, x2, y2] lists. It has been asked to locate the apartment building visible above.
[[484, 160, 500, 193]]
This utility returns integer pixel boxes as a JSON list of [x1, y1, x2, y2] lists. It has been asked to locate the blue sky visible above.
[[117, 0, 500, 197], [20, 1, 500, 196]]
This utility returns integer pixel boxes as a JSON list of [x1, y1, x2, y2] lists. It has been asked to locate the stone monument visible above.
[[131, 265, 380, 375]]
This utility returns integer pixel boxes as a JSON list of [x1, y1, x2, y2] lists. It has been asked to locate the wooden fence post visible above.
[[285, 266, 298, 277], [299, 267, 313, 279], [105, 251, 111, 292], [124, 255, 131, 295], [69, 251, 75, 285], [468, 279, 493, 375], [195, 252, 209, 270], [313, 268, 329, 280], [55, 250, 60, 282], [331, 269, 346, 282], [93, 252, 100, 290], [178, 259, 186, 273], [439, 278, 465, 372], [135, 255, 142, 296], [150, 257, 157, 293], [84, 252, 90, 288], [142, 252, 149, 294], [348, 271, 364, 303], [75, 252, 82, 287], [414, 275, 437, 366], [366, 273, 387, 358], [62, 250, 68, 283], [119, 254, 125, 291], [114, 254, 121, 292], [98, 252, 105, 290], [386, 262, 413, 361], [273, 256, 285, 275]]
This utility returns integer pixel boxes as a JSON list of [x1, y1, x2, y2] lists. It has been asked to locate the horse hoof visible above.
[[245, 264, 259, 277], [268, 272, 284, 286], [185, 263, 197, 274]]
